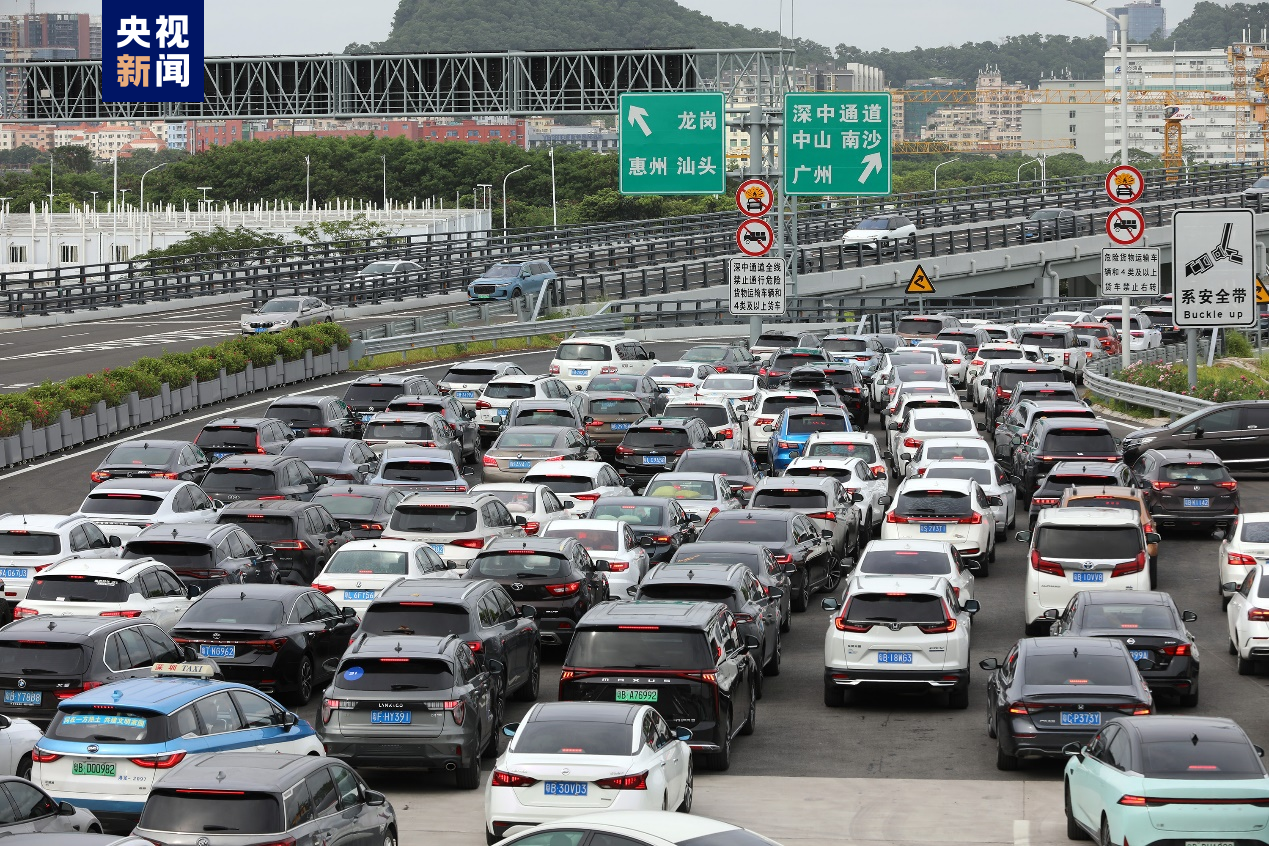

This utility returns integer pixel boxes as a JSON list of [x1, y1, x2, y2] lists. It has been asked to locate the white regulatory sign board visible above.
[[1172, 208, 1257, 328], [1100, 247, 1160, 296], [729, 257, 786, 316]]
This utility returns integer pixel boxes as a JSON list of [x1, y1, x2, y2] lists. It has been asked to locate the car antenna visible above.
[[394, 642, 403, 653], [240, 591, 246, 601], [1072, 647, 1078, 659], [46, 620, 55, 630], [172, 528, 179, 539], [1191, 733, 1200, 746]]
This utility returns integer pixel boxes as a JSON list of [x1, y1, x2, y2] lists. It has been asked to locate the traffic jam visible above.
[[0, 304, 1267, 846]]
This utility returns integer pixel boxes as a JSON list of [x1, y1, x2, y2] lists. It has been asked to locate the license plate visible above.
[[370, 710, 411, 724], [199, 644, 235, 659], [610, 423, 631, 431], [72, 761, 117, 777], [615, 688, 657, 702], [1060, 711, 1102, 726], [497, 409, 508, 417], [1130, 650, 1150, 662], [1072, 572, 1104, 583], [0, 567, 28, 579], [919, 524, 947, 534], [544, 781, 588, 796], [1183, 498, 1210, 508], [476, 294, 491, 299], [509, 460, 533, 470], [3, 690, 40, 706], [360, 413, 375, 422], [456, 391, 476, 399], [643, 455, 667, 465], [211, 451, 232, 461], [571, 369, 589, 377], [344, 590, 376, 601], [877, 651, 914, 664], [428, 543, 445, 553], [1186, 842, 1236, 846], [254, 327, 268, 334]]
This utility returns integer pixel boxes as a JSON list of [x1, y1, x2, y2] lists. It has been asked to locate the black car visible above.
[[464, 537, 608, 649], [669, 541, 791, 631], [760, 348, 831, 386], [673, 448, 764, 504], [695, 510, 834, 612], [559, 600, 759, 771], [170, 584, 359, 705], [797, 364, 868, 426], [122, 523, 278, 592], [0, 616, 197, 724], [282, 437, 379, 484], [1121, 401, 1269, 470], [1021, 207, 1076, 239], [354, 578, 540, 704], [217, 500, 355, 584], [310, 484, 406, 539], [1130, 448, 1240, 533], [614, 417, 719, 490], [678, 342, 760, 374], [981, 636, 1153, 771], [89, 439, 210, 486], [265, 395, 358, 439], [1139, 305, 1183, 344], [384, 394, 480, 461], [194, 417, 294, 461], [200, 455, 328, 503], [1048, 590, 1200, 706], [1012, 419, 1122, 501], [343, 374, 440, 427], [635, 562, 782, 682], [584, 374, 669, 416], [985, 363, 1067, 423], [998, 382, 1082, 422], [1026, 461, 1134, 523], [588, 496, 699, 563]]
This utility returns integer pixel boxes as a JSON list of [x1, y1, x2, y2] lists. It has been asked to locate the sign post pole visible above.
[[747, 105, 766, 346], [1187, 329, 1198, 388]]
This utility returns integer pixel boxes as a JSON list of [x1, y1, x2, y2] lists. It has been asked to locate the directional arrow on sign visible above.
[[627, 105, 652, 137], [859, 153, 883, 184]]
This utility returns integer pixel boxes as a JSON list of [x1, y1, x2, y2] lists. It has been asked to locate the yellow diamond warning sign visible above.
[[906, 265, 936, 295], [1256, 276, 1269, 305]]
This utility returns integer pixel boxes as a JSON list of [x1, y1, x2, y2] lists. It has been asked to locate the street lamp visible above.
[[197, 186, 213, 233], [933, 157, 959, 192], [118, 188, 129, 210], [547, 147, 558, 232], [501, 165, 530, 245], [381, 155, 388, 210], [1064, 0, 1132, 370], [139, 162, 167, 215], [1016, 158, 1040, 185], [304, 155, 311, 209], [88, 190, 98, 213]]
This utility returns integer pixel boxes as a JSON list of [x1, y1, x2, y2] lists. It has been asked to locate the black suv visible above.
[[695, 509, 835, 613], [89, 439, 211, 486], [791, 364, 868, 426], [122, 523, 278, 592], [343, 374, 440, 428], [217, 500, 354, 584], [560, 601, 760, 771], [1121, 401, 1269, 470], [465, 537, 608, 649], [1026, 461, 1134, 523], [310, 484, 406, 539], [985, 363, 1066, 423], [265, 395, 358, 439], [194, 417, 294, 462], [614, 417, 719, 490], [1012, 418, 1122, 499], [200, 455, 328, 503], [588, 496, 699, 562], [354, 578, 541, 704], [0, 616, 197, 724], [1131, 448, 1240, 533]]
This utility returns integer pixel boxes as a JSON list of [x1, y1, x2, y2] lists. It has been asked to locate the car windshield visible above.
[[666, 405, 729, 427], [854, 217, 888, 230], [858, 549, 950, 576], [675, 452, 752, 475], [786, 412, 846, 435], [1139, 739, 1265, 779], [360, 261, 399, 274], [1019, 333, 1070, 350], [380, 461, 457, 482], [1030, 210, 1062, 220], [527, 474, 601, 494], [756, 334, 799, 347], [283, 444, 347, 462], [483, 383, 536, 400], [195, 426, 260, 449], [1160, 462, 1230, 482], [543, 527, 619, 551], [622, 429, 690, 450], [181, 597, 286, 625], [648, 365, 697, 379], [513, 410, 576, 427], [805, 441, 876, 462], [335, 657, 454, 691], [103, 444, 177, 466], [26, 575, 131, 603], [469, 553, 565, 578], [682, 346, 729, 362], [141, 791, 282, 836], [482, 264, 522, 278], [1035, 526, 1141, 559], [389, 505, 476, 533], [0, 531, 59, 555], [587, 376, 640, 391], [266, 405, 323, 427], [496, 431, 562, 449], [366, 422, 433, 441], [696, 517, 786, 543], [1080, 602, 1176, 630], [259, 300, 301, 314], [202, 467, 277, 492], [1043, 429, 1117, 453], [894, 489, 972, 517], [557, 344, 612, 362], [322, 549, 408, 576], [590, 398, 646, 415], [566, 628, 714, 669], [220, 515, 302, 543], [673, 549, 761, 569], [47, 708, 155, 743], [343, 384, 406, 406], [998, 370, 1062, 391], [512, 719, 636, 755], [843, 593, 946, 625], [913, 416, 974, 434], [924, 466, 991, 485], [359, 601, 472, 637], [751, 488, 828, 509], [924, 444, 990, 461], [0, 640, 85, 674], [1022, 653, 1131, 686], [80, 492, 164, 516], [591, 504, 665, 526], [639, 583, 739, 611], [646, 479, 717, 500], [760, 395, 816, 415], [443, 366, 499, 384], [123, 541, 215, 570]]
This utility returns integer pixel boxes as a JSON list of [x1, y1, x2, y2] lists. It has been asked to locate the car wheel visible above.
[[996, 743, 1019, 771], [323, 316, 332, 323], [824, 681, 846, 707], [483, 692, 503, 760], [1179, 684, 1199, 708], [486, 831, 501, 846], [948, 677, 970, 710], [740, 683, 757, 735], [287, 654, 314, 707], [290, 321, 299, 328], [1097, 816, 1111, 846], [513, 648, 540, 701], [779, 604, 790, 633], [705, 709, 731, 771], [1238, 653, 1255, 675], [822, 556, 842, 592], [14, 754, 30, 781], [987, 709, 997, 739], [1148, 555, 1158, 590], [1024, 621, 1049, 637], [512, 287, 522, 299], [765, 632, 781, 676], [455, 755, 482, 790], [792, 574, 810, 612], [676, 760, 693, 812], [1065, 783, 1090, 841], [383, 831, 397, 846], [860, 512, 873, 548], [978, 556, 991, 578]]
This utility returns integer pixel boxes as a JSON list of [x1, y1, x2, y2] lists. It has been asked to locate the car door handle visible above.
[[1223, 436, 1255, 441]]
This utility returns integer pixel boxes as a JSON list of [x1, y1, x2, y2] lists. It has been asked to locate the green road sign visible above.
[[782, 92, 892, 196], [619, 92, 726, 196]]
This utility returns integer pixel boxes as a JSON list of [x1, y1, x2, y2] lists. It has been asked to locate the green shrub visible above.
[[1226, 331, 1254, 358]]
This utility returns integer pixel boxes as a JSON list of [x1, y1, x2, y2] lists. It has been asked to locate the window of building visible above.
[[1070, 124, 1077, 133], [8, 245, 25, 263], [446, 130, 458, 138], [113, 244, 129, 262], [467, 131, 479, 138], [489, 130, 501, 137], [1069, 111, 1076, 118], [59, 244, 78, 263]]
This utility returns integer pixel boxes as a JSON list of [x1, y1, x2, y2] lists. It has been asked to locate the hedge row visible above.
[[0, 323, 351, 437]]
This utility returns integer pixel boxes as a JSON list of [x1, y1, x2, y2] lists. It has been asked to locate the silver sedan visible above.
[[241, 296, 335, 334], [920, 458, 1017, 539]]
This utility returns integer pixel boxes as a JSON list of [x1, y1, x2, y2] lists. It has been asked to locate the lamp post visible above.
[[547, 147, 558, 232], [933, 157, 959, 192], [1016, 157, 1040, 185], [304, 155, 311, 210], [381, 155, 387, 210], [111, 150, 119, 262], [197, 186, 212, 233], [88, 190, 98, 214], [139, 163, 167, 253], [1065, 0, 1132, 370], [501, 164, 530, 246]]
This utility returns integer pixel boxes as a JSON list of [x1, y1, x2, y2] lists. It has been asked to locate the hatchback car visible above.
[[309, 484, 405, 540], [504, 397, 591, 431], [383, 492, 526, 569], [584, 393, 654, 455], [364, 409, 467, 467], [199, 455, 327, 503], [121, 523, 277, 592], [646, 363, 718, 395], [1013, 419, 1121, 498], [193, 418, 294, 461], [0, 775, 100, 836], [1131, 448, 1239, 534], [668, 542, 792, 633], [483, 427, 600, 484], [882, 477, 999, 576], [521, 461, 632, 517], [264, 396, 357, 439], [216, 499, 353, 584], [644, 472, 742, 523], [766, 406, 852, 472], [1223, 562, 1269, 675], [1026, 462, 1135, 527], [750, 476, 861, 577], [310, 538, 451, 614], [841, 214, 916, 251], [984, 363, 1066, 423], [662, 396, 750, 452], [550, 337, 658, 392], [89, 440, 210, 486], [584, 374, 669, 416], [759, 348, 831, 386], [281, 437, 379, 484], [0, 515, 121, 608], [1059, 486, 1159, 582], [888, 408, 978, 478], [539, 520, 651, 599], [73, 479, 221, 542]]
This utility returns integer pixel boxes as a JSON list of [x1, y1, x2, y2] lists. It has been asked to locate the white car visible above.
[[0, 715, 41, 779], [470, 483, 577, 535], [1117, 314, 1163, 351], [240, 296, 334, 334], [437, 360, 527, 410], [15, 557, 193, 631], [1224, 562, 1269, 675], [849, 538, 976, 602], [965, 343, 1029, 391], [0, 514, 121, 607], [784, 455, 891, 539], [644, 472, 743, 522], [802, 431, 888, 478], [521, 461, 632, 517], [1017, 507, 1154, 635], [1218, 512, 1269, 607], [976, 323, 1016, 344], [905, 437, 993, 479], [383, 491, 526, 569], [485, 702, 693, 841], [696, 373, 762, 405], [745, 389, 821, 460], [310, 539, 455, 614], [540, 519, 651, 597], [821, 573, 978, 708], [73, 478, 221, 542], [549, 336, 659, 391], [885, 384, 960, 421], [663, 396, 749, 451], [888, 407, 978, 477], [1091, 304, 1142, 321], [920, 459, 1017, 538], [840, 214, 917, 251], [1042, 311, 1094, 325], [916, 340, 970, 387], [646, 363, 717, 396], [882, 477, 998, 575], [475, 375, 572, 438], [356, 259, 422, 280], [869, 349, 941, 411]]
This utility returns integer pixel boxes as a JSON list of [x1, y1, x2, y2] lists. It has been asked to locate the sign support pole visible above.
[[748, 104, 765, 347], [789, 194, 798, 299], [1187, 329, 1198, 389]]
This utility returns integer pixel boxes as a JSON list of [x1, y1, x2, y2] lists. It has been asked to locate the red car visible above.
[[1070, 321, 1121, 356]]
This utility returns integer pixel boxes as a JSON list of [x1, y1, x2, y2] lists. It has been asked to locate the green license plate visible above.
[[614, 688, 657, 702], [72, 761, 116, 777]]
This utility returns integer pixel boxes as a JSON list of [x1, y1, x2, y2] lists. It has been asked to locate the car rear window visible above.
[[469, 553, 566, 578], [858, 549, 951, 575], [822, 338, 868, 353], [895, 366, 945, 383], [756, 334, 799, 346], [496, 431, 561, 449], [1139, 740, 1265, 779], [648, 365, 697, 379], [622, 429, 691, 450], [103, 444, 177, 466], [888, 352, 938, 366], [0, 531, 60, 556], [195, 426, 259, 448], [646, 479, 718, 500], [202, 467, 278, 492], [978, 348, 1024, 361], [389, 505, 477, 533], [591, 398, 646, 415], [180, 597, 285, 626], [442, 366, 499, 384], [359, 602, 470, 636], [998, 370, 1062, 391], [842, 593, 946, 625], [586, 376, 640, 392], [525, 474, 600, 494], [324, 549, 410, 575], [47, 708, 155, 743], [1022, 653, 1131, 687], [912, 416, 973, 434], [924, 443, 990, 462], [666, 405, 730, 428], [1160, 462, 1230, 482], [672, 549, 762, 571], [924, 466, 991, 486], [805, 441, 876, 462], [387, 399, 445, 414], [590, 503, 665, 526], [365, 422, 434, 441], [701, 376, 757, 392], [566, 628, 714, 669], [219, 514, 299, 542], [266, 405, 323, 427], [512, 719, 636, 756], [784, 464, 853, 482], [140, 790, 282, 836], [542, 526, 619, 551], [696, 518, 786, 543], [557, 343, 612, 362], [1019, 332, 1071, 349], [284, 444, 347, 463], [27, 575, 130, 603], [1018, 388, 1080, 403], [381, 461, 458, 482], [894, 489, 972, 517], [1079, 603, 1175, 630], [750, 488, 828, 509], [770, 353, 825, 370], [937, 332, 978, 344], [760, 395, 815, 415], [334, 657, 454, 691], [512, 410, 576, 427], [1041, 429, 1117, 453], [674, 451, 753, 475], [312, 492, 384, 518], [787, 412, 847, 435], [0, 640, 86, 674], [483, 382, 537, 401], [123, 541, 215, 570], [1241, 521, 1269, 543], [897, 318, 943, 336], [344, 383, 407, 406], [1068, 496, 1140, 512], [1077, 325, 1113, 338], [1035, 526, 1141, 559], [638, 583, 739, 611]]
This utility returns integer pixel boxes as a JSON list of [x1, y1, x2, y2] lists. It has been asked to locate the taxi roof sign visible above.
[[152, 662, 215, 679]]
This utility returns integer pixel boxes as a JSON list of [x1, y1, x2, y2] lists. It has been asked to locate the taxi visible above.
[[30, 662, 322, 828]]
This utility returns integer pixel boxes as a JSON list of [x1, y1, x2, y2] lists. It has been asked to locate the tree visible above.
[[294, 213, 400, 246], [132, 225, 292, 269], [52, 146, 92, 174]]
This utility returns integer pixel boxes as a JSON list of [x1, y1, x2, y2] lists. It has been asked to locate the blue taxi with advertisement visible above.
[[30, 662, 323, 830]]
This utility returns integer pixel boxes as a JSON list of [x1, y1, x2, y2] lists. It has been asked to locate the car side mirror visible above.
[[282, 711, 299, 731], [185, 583, 203, 598], [887, 422, 899, 431], [1223, 581, 1240, 592], [979, 657, 1000, 671], [487, 658, 505, 674], [58, 801, 76, 817], [212, 499, 225, 510], [1194, 426, 1205, 438], [363, 789, 387, 807], [762, 424, 774, 432], [767, 587, 784, 601], [850, 491, 863, 503], [502, 723, 520, 738], [1181, 610, 1198, 622], [338, 520, 352, 532], [821, 529, 834, 540], [1043, 608, 1060, 620], [1015, 530, 1032, 543], [592, 560, 611, 571], [109, 535, 121, 548], [1145, 532, 1161, 545], [1257, 745, 1266, 759], [561, 499, 576, 510], [987, 495, 1003, 507], [166, 587, 185, 597], [342, 607, 357, 619], [963, 599, 981, 615], [583, 416, 594, 426], [514, 515, 527, 527], [1062, 742, 1085, 762], [743, 634, 761, 650], [687, 513, 702, 523], [1136, 657, 1152, 671], [627, 585, 639, 597], [639, 537, 655, 548], [446, 560, 459, 570], [1011, 435, 1022, 445], [520, 604, 538, 618], [315, 476, 329, 486], [674, 727, 693, 741], [821, 597, 839, 611]]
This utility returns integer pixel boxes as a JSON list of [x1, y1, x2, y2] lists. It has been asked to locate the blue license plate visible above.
[[211, 451, 232, 461], [643, 455, 667, 465], [344, 590, 376, 601], [428, 543, 445, 553], [370, 710, 411, 724], [3, 690, 39, 706], [360, 413, 375, 422], [919, 524, 947, 534], [611, 423, 631, 431], [254, 327, 268, 334], [544, 781, 588, 796], [199, 645, 235, 659], [1060, 711, 1102, 726], [1072, 572, 1104, 583], [877, 651, 913, 664], [509, 460, 533, 470], [0, 568, 28, 579], [1183, 498, 1210, 508], [496, 409, 509, 417], [570, 369, 589, 377], [1130, 650, 1149, 662], [456, 391, 476, 399]]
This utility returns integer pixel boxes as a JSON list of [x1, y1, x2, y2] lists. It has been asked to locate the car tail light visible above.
[[451, 538, 486, 550], [549, 365, 560, 375], [607, 561, 630, 572], [482, 454, 497, 467], [885, 512, 910, 524], [676, 382, 696, 389], [971, 359, 984, 366], [31, 749, 61, 764], [131, 752, 186, 769], [243, 637, 289, 653], [615, 445, 634, 456], [778, 440, 798, 449], [442, 700, 464, 724], [1030, 550, 1065, 577], [522, 521, 540, 536], [357, 523, 383, 532], [1248, 608, 1269, 621], [902, 437, 920, 449], [755, 417, 774, 426], [12, 607, 37, 619], [1151, 480, 1177, 490], [1112, 553, 1146, 578], [99, 609, 143, 618], [807, 511, 837, 522], [773, 554, 792, 565], [465, 640, 483, 653], [654, 535, 673, 544], [835, 616, 872, 633], [996, 386, 1008, 398], [596, 772, 648, 790], [258, 495, 287, 501], [720, 428, 734, 439], [585, 420, 603, 428], [309, 427, 333, 436], [1007, 702, 1033, 715], [476, 400, 492, 410], [322, 697, 355, 723], [600, 366, 618, 375], [492, 770, 539, 788], [1161, 644, 1191, 656], [714, 365, 729, 373], [1229, 552, 1257, 568], [869, 464, 886, 476], [956, 513, 983, 524], [311, 583, 336, 594], [951, 358, 961, 364], [758, 367, 768, 377], [571, 493, 601, 502], [1031, 498, 1060, 508], [546, 581, 581, 596], [733, 613, 754, 623], [270, 541, 309, 551], [918, 618, 958, 634], [1218, 480, 1238, 491], [90, 470, 111, 483], [1117, 703, 1153, 716]]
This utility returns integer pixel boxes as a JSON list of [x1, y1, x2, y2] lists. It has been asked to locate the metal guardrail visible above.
[[347, 312, 629, 361], [1083, 339, 1217, 417], [346, 299, 525, 342]]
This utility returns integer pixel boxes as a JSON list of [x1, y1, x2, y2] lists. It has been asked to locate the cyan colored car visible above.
[[468, 259, 557, 302], [764, 406, 853, 471]]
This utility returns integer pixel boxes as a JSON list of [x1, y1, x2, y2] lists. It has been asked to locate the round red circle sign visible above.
[[1105, 206, 1145, 245], [736, 179, 774, 217], [736, 219, 774, 256], [1105, 165, 1144, 205]]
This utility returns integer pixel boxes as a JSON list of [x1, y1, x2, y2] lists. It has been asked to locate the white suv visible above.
[[882, 477, 998, 575], [14, 557, 192, 631], [382, 492, 526, 570], [1016, 506, 1156, 636], [0, 514, 121, 607], [745, 389, 821, 460], [549, 336, 659, 391], [664, 395, 750, 451], [73, 478, 221, 542], [475, 374, 572, 440], [821, 573, 979, 709]]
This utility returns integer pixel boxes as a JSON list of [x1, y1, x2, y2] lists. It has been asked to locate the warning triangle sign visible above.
[[906, 265, 936, 295], [1256, 276, 1269, 305]]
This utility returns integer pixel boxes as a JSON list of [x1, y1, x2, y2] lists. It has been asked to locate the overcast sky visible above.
[[42, 0, 1207, 55]]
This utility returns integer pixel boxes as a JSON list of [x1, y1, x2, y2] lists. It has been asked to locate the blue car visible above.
[[31, 663, 323, 829], [467, 259, 557, 302], [765, 406, 853, 471]]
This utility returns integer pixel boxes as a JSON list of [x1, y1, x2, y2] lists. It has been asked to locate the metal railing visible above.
[[1083, 340, 1217, 417], [348, 312, 628, 361], [345, 298, 527, 342]]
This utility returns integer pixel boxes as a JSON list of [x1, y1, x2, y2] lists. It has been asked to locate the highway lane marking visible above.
[[58, 332, 89, 339], [1012, 820, 1030, 846], [0, 328, 239, 362]]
